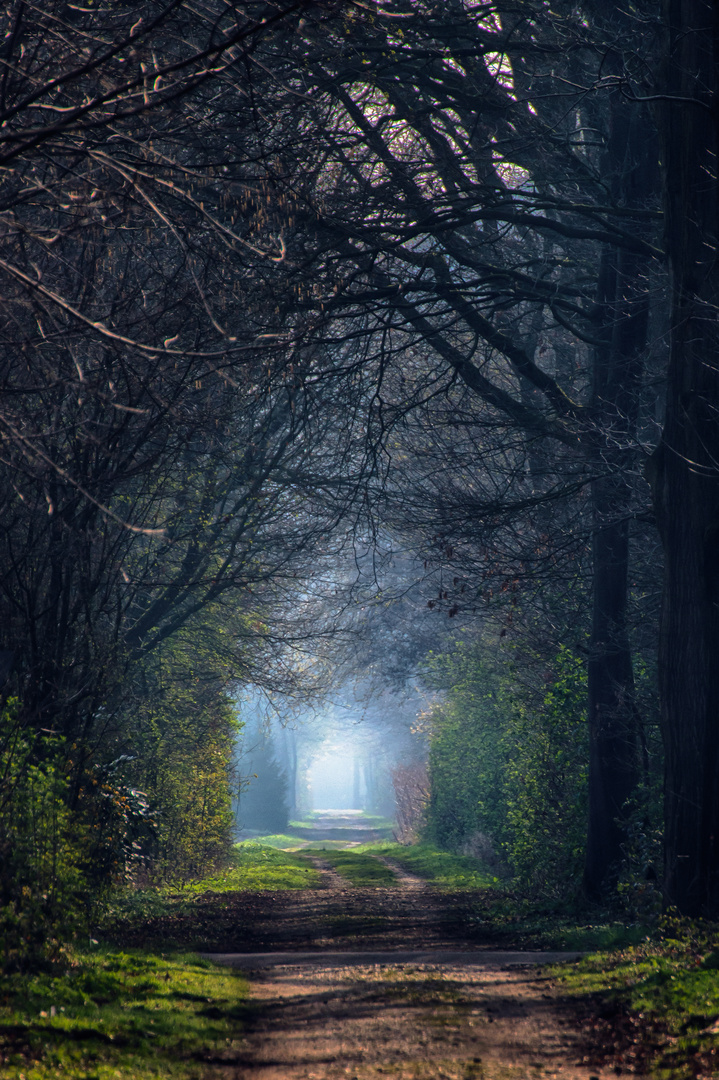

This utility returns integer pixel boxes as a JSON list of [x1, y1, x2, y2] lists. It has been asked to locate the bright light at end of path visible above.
[[308, 752, 366, 811]]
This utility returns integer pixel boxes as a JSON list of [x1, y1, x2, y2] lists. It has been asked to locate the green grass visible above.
[[238, 832, 308, 850], [549, 917, 719, 1078], [241, 833, 374, 852], [356, 841, 497, 889], [0, 948, 248, 1079], [193, 843, 319, 891], [103, 844, 319, 929], [304, 849, 399, 886]]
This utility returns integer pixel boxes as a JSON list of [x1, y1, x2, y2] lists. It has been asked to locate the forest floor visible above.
[[106, 848, 651, 1078], [194, 855, 621, 1080], [6, 839, 717, 1079]]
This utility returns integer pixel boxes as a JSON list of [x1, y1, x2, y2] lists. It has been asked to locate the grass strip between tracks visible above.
[[304, 848, 400, 887], [353, 841, 499, 890]]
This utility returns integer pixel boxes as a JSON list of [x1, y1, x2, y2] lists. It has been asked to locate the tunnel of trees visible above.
[[0, 0, 718, 966]]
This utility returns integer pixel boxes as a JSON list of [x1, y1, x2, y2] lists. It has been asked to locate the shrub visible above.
[[501, 645, 588, 895], [124, 681, 240, 887], [391, 761, 430, 844], [0, 699, 88, 971], [424, 641, 589, 897], [424, 646, 506, 853]]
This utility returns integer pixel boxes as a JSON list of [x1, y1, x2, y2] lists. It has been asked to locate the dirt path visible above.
[[200, 857, 630, 1079], [210, 958, 615, 1080], [117, 856, 509, 953]]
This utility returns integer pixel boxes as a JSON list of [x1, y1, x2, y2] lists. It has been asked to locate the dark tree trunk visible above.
[[649, 0, 719, 915], [584, 82, 658, 897], [584, 245, 648, 897]]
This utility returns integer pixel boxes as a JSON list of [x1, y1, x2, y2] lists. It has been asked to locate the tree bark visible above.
[[584, 244, 647, 897], [583, 81, 657, 897], [649, 0, 719, 915]]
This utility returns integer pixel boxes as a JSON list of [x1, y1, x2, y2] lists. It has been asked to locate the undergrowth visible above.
[[549, 914, 719, 1078], [0, 948, 248, 1079], [472, 892, 652, 952], [103, 843, 319, 927]]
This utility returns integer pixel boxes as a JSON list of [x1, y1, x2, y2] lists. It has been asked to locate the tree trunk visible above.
[[649, 0, 719, 915], [353, 756, 362, 810], [583, 81, 657, 897]]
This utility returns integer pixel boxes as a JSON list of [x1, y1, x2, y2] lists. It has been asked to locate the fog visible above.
[[233, 679, 431, 833], [307, 746, 366, 811]]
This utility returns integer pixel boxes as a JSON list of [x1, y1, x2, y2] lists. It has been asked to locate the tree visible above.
[[425, 639, 589, 894], [0, 1, 357, 722], [270, 0, 664, 895], [649, 0, 719, 915], [0, 0, 370, 901]]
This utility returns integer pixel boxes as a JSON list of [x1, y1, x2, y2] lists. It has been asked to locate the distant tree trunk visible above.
[[353, 756, 361, 809], [364, 754, 375, 812], [649, 0, 719, 915], [584, 85, 658, 898], [278, 725, 298, 817]]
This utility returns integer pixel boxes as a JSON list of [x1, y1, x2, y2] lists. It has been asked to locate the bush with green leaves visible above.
[[424, 641, 589, 897], [0, 699, 88, 971], [424, 644, 506, 856], [501, 645, 588, 894], [1, 606, 249, 971], [119, 632, 241, 887]]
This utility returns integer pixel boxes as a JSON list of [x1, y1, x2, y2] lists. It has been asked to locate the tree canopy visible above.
[[1, 0, 719, 954]]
